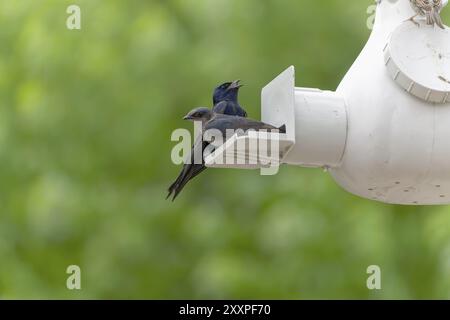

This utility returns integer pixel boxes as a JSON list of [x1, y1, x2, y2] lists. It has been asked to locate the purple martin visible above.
[[212, 80, 247, 117], [167, 108, 285, 201]]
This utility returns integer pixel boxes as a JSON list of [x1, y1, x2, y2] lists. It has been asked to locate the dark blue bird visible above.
[[167, 81, 248, 201], [212, 80, 247, 117]]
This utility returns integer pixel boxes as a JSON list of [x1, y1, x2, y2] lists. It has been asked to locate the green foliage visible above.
[[0, 0, 449, 299]]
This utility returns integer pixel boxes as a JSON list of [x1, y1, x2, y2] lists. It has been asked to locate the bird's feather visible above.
[[167, 138, 207, 201], [432, 6, 445, 28], [212, 100, 247, 118], [204, 114, 283, 134]]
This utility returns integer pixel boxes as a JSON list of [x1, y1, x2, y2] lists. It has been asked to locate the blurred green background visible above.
[[0, 0, 450, 299]]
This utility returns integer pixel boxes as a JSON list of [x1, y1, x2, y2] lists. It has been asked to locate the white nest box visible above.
[[206, 0, 450, 205]]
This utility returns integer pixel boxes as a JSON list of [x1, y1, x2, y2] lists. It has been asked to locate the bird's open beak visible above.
[[227, 79, 243, 90], [183, 115, 193, 120]]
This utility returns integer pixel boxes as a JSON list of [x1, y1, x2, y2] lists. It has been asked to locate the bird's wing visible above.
[[212, 101, 248, 118], [205, 115, 281, 136]]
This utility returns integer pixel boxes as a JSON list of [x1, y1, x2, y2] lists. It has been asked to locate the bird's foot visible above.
[[406, 16, 420, 27], [411, 18, 420, 27]]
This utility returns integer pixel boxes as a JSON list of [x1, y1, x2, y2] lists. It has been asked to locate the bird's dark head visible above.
[[213, 80, 243, 104], [183, 107, 213, 122]]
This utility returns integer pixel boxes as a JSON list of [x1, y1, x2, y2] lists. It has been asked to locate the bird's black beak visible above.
[[227, 79, 243, 90]]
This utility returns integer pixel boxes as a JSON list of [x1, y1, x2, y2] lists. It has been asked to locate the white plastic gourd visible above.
[[206, 0, 450, 205]]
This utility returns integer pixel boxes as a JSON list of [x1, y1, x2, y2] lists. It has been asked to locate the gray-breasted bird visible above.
[[166, 108, 285, 201], [409, 0, 446, 29], [212, 80, 248, 117]]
